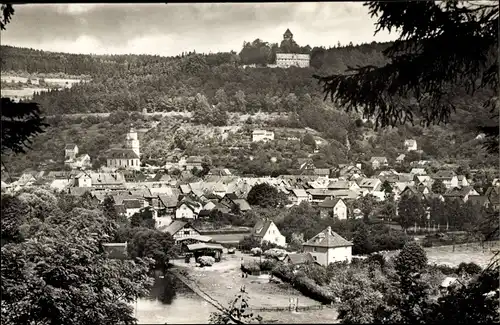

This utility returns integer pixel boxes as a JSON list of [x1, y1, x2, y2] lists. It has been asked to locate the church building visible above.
[[106, 128, 141, 171]]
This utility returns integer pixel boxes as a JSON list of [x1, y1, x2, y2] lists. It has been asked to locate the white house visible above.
[[122, 199, 143, 218], [357, 178, 382, 193], [252, 130, 275, 142], [65, 144, 79, 160], [288, 189, 312, 206], [302, 226, 353, 267], [318, 198, 348, 220], [404, 139, 418, 152], [175, 201, 202, 220], [74, 172, 92, 187], [433, 170, 459, 189], [369, 157, 388, 170], [276, 53, 310, 68], [251, 219, 286, 247]]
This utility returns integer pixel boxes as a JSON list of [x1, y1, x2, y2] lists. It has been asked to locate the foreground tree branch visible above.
[[314, 1, 499, 152]]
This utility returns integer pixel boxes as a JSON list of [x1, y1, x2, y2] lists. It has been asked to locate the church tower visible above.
[[283, 28, 293, 41], [126, 127, 140, 157]]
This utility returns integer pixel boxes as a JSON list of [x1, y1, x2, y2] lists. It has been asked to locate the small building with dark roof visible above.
[[303, 226, 353, 266], [284, 252, 316, 266], [159, 220, 201, 242], [251, 219, 286, 247]]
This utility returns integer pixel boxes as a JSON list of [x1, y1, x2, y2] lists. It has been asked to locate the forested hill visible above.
[[1, 42, 393, 115]]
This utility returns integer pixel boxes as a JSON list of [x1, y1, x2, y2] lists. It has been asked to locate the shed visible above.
[[187, 242, 224, 262]]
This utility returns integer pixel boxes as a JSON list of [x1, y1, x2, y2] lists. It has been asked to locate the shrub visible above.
[[241, 261, 261, 274], [271, 262, 294, 282], [292, 276, 336, 304], [300, 262, 329, 286], [366, 253, 386, 268], [250, 247, 262, 256], [263, 248, 287, 259], [239, 236, 261, 252], [198, 256, 215, 267], [457, 262, 482, 276], [259, 259, 277, 271]]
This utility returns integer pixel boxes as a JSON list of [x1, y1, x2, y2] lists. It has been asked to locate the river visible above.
[[134, 273, 217, 324]]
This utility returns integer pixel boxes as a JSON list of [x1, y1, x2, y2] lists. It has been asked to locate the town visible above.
[[1, 3, 499, 325]]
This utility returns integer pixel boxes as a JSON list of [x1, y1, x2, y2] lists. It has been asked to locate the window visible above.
[[313, 256, 317, 261], [313, 247, 317, 252], [184, 230, 190, 235]]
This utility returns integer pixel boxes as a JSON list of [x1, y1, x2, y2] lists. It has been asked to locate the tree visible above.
[[102, 195, 119, 221], [209, 289, 263, 324], [431, 179, 447, 194], [314, 2, 499, 153], [1, 98, 49, 156], [397, 195, 426, 231], [380, 180, 393, 195], [246, 183, 286, 208], [426, 267, 500, 324], [127, 228, 176, 271], [352, 222, 373, 255], [301, 133, 316, 149], [354, 194, 378, 221], [130, 207, 156, 229], [1, 191, 154, 325]]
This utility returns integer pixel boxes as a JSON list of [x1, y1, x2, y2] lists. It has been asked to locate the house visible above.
[[185, 156, 204, 170], [252, 129, 275, 142], [284, 252, 316, 266], [65, 144, 79, 160], [433, 170, 459, 189], [160, 220, 201, 242], [306, 189, 338, 203], [404, 139, 418, 152], [414, 175, 434, 188], [399, 186, 425, 200], [396, 154, 406, 164], [443, 186, 480, 202], [73, 172, 92, 187], [410, 168, 427, 176], [314, 169, 331, 177], [122, 199, 143, 218], [328, 190, 360, 201], [302, 226, 353, 267], [357, 178, 382, 193], [90, 172, 125, 188], [233, 198, 252, 212], [318, 198, 348, 220], [288, 189, 312, 206], [65, 153, 92, 170], [251, 219, 286, 247], [15, 173, 37, 187], [468, 195, 491, 209], [327, 180, 361, 191], [175, 201, 202, 219], [370, 157, 388, 169]]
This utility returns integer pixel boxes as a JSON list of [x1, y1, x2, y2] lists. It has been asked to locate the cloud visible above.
[[0, 3, 398, 56]]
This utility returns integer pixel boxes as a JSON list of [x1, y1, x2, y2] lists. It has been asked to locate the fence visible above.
[[251, 302, 336, 313]]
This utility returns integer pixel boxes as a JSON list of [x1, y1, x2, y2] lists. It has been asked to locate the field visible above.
[[1, 88, 50, 98], [382, 241, 500, 267], [171, 252, 322, 309]]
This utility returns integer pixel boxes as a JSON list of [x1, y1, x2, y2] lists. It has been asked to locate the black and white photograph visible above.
[[1, 2, 499, 324]]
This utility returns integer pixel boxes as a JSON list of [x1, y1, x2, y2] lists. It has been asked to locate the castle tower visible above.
[[126, 127, 140, 157], [283, 28, 293, 41]]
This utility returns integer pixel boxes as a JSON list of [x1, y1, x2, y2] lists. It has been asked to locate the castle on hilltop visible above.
[[275, 29, 310, 68]]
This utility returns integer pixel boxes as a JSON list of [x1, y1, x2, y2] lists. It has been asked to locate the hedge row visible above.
[[271, 263, 335, 304]]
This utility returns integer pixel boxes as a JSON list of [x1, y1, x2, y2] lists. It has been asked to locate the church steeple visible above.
[[126, 126, 140, 157], [283, 28, 293, 41]]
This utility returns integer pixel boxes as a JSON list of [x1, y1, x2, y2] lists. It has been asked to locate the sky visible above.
[[0, 3, 399, 57]]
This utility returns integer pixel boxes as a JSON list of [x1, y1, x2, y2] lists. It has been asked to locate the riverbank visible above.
[[170, 251, 339, 323]]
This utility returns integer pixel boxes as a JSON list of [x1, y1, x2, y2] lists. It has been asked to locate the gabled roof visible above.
[[327, 181, 351, 190], [291, 188, 309, 197], [307, 188, 337, 196], [433, 170, 457, 180], [286, 252, 315, 265], [303, 226, 352, 248], [318, 197, 343, 208], [370, 156, 388, 163], [65, 144, 78, 150], [158, 194, 178, 208], [357, 178, 381, 188], [443, 186, 477, 198], [252, 219, 273, 237], [161, 220, 190, 235], [223, 193, 239, 200], [122, 199, 142, 209], [233, 198, 251, 211], [106, 148, 139, 159]]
